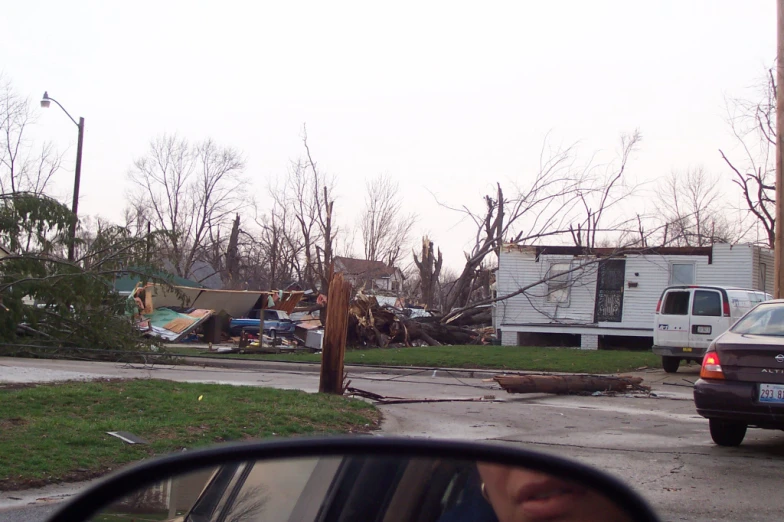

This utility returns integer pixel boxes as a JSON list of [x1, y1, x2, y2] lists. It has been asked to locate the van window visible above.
[[750, 292, 767, 305], [662, 291, 690, 315], [692, 290, 721, 316]]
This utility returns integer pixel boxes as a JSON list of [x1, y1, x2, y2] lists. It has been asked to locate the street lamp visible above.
[[40, 91, 84, 262]]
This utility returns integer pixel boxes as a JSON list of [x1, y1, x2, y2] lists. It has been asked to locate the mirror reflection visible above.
[[92, 455, 632, 522]]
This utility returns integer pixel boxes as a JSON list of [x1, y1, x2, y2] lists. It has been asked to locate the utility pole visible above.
[[776, 0, 784, 297], [68, 117, 85, 262], [40, 92, 84, 263]]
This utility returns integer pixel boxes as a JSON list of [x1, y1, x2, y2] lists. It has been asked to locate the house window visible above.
[[670, 263, 695, 285], [392, 281, 400, 292], [546, 262, 572, 305], [760, 263, 767, 291]]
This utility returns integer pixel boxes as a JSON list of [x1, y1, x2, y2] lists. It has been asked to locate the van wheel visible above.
[[709, 419, 747, 447], [662, 357, 681, 373]]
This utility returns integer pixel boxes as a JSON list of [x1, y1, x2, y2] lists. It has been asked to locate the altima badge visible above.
[[776, 354, 784, 363]]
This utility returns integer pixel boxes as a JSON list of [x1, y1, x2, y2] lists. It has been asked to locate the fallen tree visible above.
[[346, 292, 486, 347]]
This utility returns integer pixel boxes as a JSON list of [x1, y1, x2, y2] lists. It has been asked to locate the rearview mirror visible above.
[[48, 437, 659, 522]]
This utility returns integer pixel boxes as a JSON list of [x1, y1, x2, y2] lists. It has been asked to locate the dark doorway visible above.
[[594, 259, 626, 322]]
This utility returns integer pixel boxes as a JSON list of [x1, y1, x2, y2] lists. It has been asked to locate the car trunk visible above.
[[716, 333, 784, 384]]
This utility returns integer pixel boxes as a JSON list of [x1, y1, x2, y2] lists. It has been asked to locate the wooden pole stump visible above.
[[319, 272, 352, 394]]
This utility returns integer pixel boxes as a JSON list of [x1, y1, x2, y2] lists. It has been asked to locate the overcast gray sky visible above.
[[1, 1, 776, 270]]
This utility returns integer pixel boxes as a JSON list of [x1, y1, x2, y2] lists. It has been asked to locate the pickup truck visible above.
[[229, 309, 296, 338]]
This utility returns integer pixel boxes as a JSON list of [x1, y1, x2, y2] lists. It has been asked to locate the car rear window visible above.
[[732, 303, 784, 336], [662, 291, 690, 315], [692, 290, 721, 317]]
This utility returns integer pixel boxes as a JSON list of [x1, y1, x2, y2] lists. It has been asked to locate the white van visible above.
[[652, 285, 771, 373]]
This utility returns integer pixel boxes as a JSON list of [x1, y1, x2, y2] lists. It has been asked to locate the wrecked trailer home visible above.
[[122, 277, 305, 344]]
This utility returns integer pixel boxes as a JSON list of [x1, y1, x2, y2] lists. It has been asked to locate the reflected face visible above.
[[476, 462, 631, 522], [87, 455, 639, 522]]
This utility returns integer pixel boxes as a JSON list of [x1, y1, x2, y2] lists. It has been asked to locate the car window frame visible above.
[[691, 289, 722, 317], [661, 290, 691, 316]]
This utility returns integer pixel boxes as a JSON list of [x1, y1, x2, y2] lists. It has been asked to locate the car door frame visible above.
[[656, 288, 693, 348], [688, 288, 725, 350]]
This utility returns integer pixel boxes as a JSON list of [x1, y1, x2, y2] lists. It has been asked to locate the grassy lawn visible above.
[[0, 379, 379, 491], [172, 345, 660, 374]]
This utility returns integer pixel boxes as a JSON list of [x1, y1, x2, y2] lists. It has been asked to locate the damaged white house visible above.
[[494, 243, 774, 350]]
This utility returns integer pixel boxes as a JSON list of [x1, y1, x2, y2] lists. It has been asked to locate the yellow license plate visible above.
[[682, 347, 692, 352]]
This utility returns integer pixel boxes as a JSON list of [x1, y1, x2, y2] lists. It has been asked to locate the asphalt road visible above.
[[1, 357, 783, 521]]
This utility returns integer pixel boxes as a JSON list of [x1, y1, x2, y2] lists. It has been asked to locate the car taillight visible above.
[[655, 299, 662, 313], [722, 300, 730, 317], [700, 350, 724, 380]]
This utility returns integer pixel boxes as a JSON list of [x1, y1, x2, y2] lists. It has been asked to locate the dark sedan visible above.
[[694, 299, 784, 446]]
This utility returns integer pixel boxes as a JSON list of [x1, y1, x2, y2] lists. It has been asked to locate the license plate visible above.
[[759, 383, 784, 403], [682, 347, 692, 352], [696, 326, 711, 334]]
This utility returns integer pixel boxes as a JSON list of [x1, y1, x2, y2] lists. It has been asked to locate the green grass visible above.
[[172, 345, 659, 374], [0, 379, 379, 491]]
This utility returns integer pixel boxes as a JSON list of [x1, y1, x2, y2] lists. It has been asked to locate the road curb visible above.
[[178, 356, 506, 379]]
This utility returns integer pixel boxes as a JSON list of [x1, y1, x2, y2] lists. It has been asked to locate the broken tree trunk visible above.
[[494, 374, 646, 395], [319, 272, 352, 394], [345, 291, 484, 347], [413, 237, 443, 310]]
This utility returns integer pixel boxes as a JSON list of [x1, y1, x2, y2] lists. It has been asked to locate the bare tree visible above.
[[720, 66, 776, 248], [569, 131, 642, 248], [412, 236, 443, 309], [360, 174, 416, 266], [0, 74, 63, 196], [435, 266, 459, 312], [437, 132, 641, 315], [243, 189, 304, 290], [437, 138, 583, 313], [303, 131, 338, 294], [127, 134, 246, 280], [275, 126, 338, 293], [654, 167, 738, 246]]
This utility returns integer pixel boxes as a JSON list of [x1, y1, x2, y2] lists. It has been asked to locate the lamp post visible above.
[[40, 91, 84, 262]]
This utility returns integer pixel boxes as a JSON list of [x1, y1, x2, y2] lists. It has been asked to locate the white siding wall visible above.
[[697, 244, 753, 288], [495, 248, 598, 327], [496, 244, 770, 335], [613, 255, 670, 329]]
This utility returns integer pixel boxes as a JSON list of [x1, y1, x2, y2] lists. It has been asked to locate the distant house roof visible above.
[[334, 257, 398, 279], [0, 244, 9, 259]]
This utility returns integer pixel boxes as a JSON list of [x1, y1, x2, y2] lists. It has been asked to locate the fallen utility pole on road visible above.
[[494, 374, 647, 395]]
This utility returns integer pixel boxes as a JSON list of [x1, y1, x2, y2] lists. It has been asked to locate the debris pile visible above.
[[347, 292, 493, 347]]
